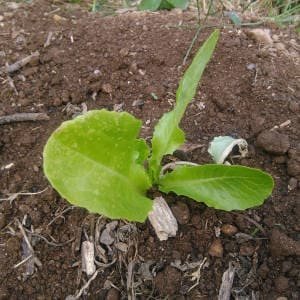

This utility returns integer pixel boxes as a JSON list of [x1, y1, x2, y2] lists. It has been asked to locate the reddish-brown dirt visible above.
[[0, 1, 299, 299]]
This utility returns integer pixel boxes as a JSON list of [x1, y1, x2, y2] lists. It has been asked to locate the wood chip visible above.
[[148, 196, 178, 241]]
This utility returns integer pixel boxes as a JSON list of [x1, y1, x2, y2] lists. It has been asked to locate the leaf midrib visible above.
[[162, 175, 266, 187]]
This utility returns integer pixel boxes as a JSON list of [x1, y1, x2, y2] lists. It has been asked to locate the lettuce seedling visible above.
[[43, 30, 274, 222]]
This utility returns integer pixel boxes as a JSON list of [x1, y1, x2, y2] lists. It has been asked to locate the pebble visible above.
[[221, 224, 238, 236], [289, 101, 300, 113], [276, 298, 288, 300], [0, 16, 3, 22], [288, 177, 298, 191], [105, 288, 120, 300], [256, 130, 290, 155], [0, 213, 6, 230], [246, 63, 256, 70], [171, 202, 190, 225], [119, 48, 129, 57], [208, 239, 223, 257], [274, 276, 289, 292], [102, 83, 113, 94]]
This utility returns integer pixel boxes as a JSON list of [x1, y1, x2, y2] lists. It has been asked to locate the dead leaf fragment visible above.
[[102, 83, 113, 94], [248, 29, 273, 45]]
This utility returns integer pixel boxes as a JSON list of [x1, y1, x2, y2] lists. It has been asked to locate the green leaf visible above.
[[43, 110, 152, 222], [149, 30, 220, 182], [165, 0, 189, 10], [138, 0, 162, 11], [159, 165, 274, 211]]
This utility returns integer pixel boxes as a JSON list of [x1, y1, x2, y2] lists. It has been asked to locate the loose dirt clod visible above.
[[270, 229, 300, 257], [274, 276, 289, 292], [171, 201, 190, 225], [256, 130, 290, 155]]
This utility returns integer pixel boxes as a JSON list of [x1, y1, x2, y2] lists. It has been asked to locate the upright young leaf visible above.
[[43, 110, 152, 222], [159, 165, 274, 211], [138, 0, 162, 11], [149, 30, 220, 182]]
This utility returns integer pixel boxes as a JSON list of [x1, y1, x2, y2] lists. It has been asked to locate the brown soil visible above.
[[0, 1, 299, 299]]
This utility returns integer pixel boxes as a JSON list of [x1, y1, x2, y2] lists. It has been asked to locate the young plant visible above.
[[138, 0, 189, 11], [43, 30, 274, 223]]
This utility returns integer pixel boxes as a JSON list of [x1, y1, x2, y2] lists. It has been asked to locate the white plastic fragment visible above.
[[148, 196, 178, 241], [1, 162, 14, 170], [208, 136, 248, 164], [81, 241, 96, 276]]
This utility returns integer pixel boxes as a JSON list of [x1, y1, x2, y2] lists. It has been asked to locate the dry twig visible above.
[[0, 113, 49, 125], [0, 51, 40, 74], [218, 262, 236, 300], [0, 187, 48, 203]]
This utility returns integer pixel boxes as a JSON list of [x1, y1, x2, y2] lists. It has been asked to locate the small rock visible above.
[[132, 99, 144, 108], [119, 48, 129, 57], [0, 213, 6, 230], [256, 130, 290, 155], [106, 288, 120, 300], [6, 2, 20, 10], [0, 16, 3, 22], [274, 276, 289, 292], [102, 83, 113, 94], [289, 101, 300, 113], [276, 297, 288, 300], [240, 244, 255, 256], [288, 177, 298, 191], [208, 239, 223, 257], [221, 224, 238, 236], [246, 63, 256, 70], [248, 28, 273, 45], [270, 229, 300, 257], [287, 159, 300, 177], [171, 202, 190, 225], [274, 42, 286, 51], [53, 14, 67, 23]]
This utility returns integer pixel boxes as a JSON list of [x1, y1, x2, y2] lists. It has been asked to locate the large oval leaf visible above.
[[43, 110, 152, 222], [159, 165, 274, 211]]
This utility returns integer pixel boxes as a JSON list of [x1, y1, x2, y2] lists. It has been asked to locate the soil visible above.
[[0, 1, 299, 299]]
